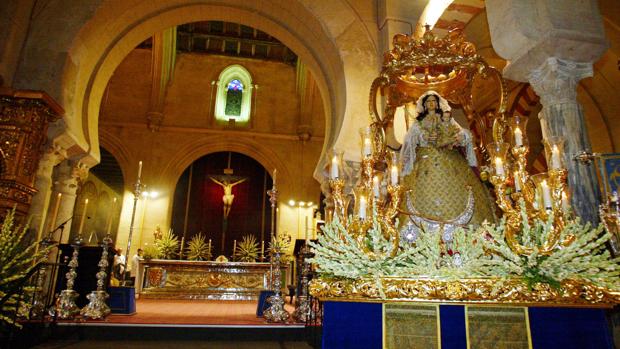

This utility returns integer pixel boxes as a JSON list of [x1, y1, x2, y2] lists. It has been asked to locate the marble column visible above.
[[528, 58, 600, 223], [28, 144, 66, 241]]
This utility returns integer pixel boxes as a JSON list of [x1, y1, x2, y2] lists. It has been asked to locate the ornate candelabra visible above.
[[55, 235, 83, 319], [487, 116, 574, 255], [28, 236, 54, 318], [264, 169, 290, 323], [292, 243, 314, 323], [80, 234, 113, 319]]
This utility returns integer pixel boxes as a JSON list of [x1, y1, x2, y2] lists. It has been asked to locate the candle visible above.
[[358, 196, 367, 220], [77, 198, 89, 236], [49, 193, 62, 234], [390, 165, 399, 185], [261, 240, 264, 257], [305, 216, 309, 242], [330, 155, 339, 179], [137, 161, 143, 180], [514, 171, 522, 192], [514, 127, 523, 147], [372, 176, 380, 198], [233, 239, 237, 255], [106, 197, 117, 234], [541, 180, 552, 209], [363, 137, 372, 157], [551, 145, 562, 169], [561, 191, 570, 211], [494, 157, 505, 176], [273, 169, 277, 187], [208, 239, 212, 251]]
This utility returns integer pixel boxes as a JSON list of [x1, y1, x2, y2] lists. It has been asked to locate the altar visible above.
[[138, 259, 287, 300]]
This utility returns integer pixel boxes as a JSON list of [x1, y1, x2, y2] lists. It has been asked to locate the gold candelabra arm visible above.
[[329, 178, 346, 222], [490, 175, 513, 214]]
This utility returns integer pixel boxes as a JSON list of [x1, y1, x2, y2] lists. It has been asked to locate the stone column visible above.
[[52, 160, 88, 243], [27, 144, 65, 241], [528, 58, 600, 223]]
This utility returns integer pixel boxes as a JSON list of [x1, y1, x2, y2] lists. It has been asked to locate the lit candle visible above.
[[261, 240, 264, 257], [233, 239, 237, 255], [551, 145, 562, 169], [358, 196, 367, 220], [273, 169, 277, 187], [494, 157, 505, 176], [390, 165, 399, 185], [106, 197, 117, 234], [305, 216, 309, 242], [330, 155, 339, 179], [363, 137, 372, 157], [372, 176, 380, 198], [49, 193, 62, 234], [514, 171, 522, 192], [541, 180, 552, 209], [77, 198, 89, 236], [561, 191, 570, 211], [208, 239, 212, 251], [514, 127, 523, 147], [137, 161, 143, 180]]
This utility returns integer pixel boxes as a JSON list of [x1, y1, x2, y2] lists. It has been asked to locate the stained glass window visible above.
[[225, 79, 243, 116], [215, 65, 252, 124], [227, 79, 244, 92]]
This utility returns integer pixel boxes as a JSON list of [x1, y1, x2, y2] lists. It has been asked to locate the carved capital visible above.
[[528, 57, 592, 106]]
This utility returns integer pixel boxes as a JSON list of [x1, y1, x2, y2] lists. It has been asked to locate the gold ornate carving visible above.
[[0, 90, 63, 219], [310, 277, 620, 306]]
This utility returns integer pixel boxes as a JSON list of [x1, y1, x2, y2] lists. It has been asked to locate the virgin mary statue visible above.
[[399, 91, 495, 241]]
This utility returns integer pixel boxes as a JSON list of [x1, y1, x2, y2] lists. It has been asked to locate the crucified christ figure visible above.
[[209, 176, 247, 218]]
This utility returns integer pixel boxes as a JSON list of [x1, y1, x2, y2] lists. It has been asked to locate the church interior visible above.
[[1, 0, 620, 348]]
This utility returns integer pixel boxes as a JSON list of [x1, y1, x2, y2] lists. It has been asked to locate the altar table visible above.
[[139, 259, 286, 300]]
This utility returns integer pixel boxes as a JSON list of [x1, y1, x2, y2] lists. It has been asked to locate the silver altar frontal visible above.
[[139, 259, 287, 300]]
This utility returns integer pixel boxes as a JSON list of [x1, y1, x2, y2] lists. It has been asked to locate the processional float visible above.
[[309, 27, 620, 306]]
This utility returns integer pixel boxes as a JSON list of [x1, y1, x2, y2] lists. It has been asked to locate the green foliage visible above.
[[0, 209, 51, 329], [142, 245, 161, 260], [155, 229, 179, 259], [235, 234, 259, 262], [268, 233, 293, 263], [186, 233, 212, 261]]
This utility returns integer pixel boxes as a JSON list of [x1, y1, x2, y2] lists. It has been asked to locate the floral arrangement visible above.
[[155, 228, 179, 259], [186, 233, 212, 261], [234, 234, 259, 262], [0, 209, 51, 328], [309, 204, 620, 293]]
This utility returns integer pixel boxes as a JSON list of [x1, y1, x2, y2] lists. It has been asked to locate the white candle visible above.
[[494, 157, 505, 176], [137, 161, 143, 180], [77, 198, 89, 236], [233, 239, 237, 254], [330, 155, 339, 179], [273, 169, 277, 187], [514, 171, 522, 192], [106, 197, 117, 234], [561, 191, 570, 211], [363, 137, 372, 157], [541, 180, 552, 209], [305, 216, 309, 241], [514, 127, 523, 147], [49, 193, 62, 234], [372, 176, 380, 198], [208, 239, 212, 251], [358, 196, 367, 220], [551, 145, 562, 169], [261, 240, 264, 256], [390, 165, 399, 185]]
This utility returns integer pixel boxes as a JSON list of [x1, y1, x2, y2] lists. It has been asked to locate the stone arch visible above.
[[51, 1, 348, 168], [97, 128, 130, 189], [161, 135, 293, 194]]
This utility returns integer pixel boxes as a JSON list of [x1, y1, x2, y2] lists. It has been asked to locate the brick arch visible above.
[[57, 1, 347, 167]]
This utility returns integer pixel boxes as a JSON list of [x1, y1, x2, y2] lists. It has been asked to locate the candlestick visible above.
[[541, 180, 552, 209], [330, 155, 339, 179], [137, 161, 143, 180], [551, 145, 562, 169], [273, 169, 277, 187], [77, 199, 89, 236], [358, 196, 367, 220], [514, 171, 522, 192], [372, 176, 380, 198], [363, 137, 372, 157], [390, 165, 399, 185], [514, 127, 523, 147], [494, 157, 505, 176], [49, 193, 62, 235]]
